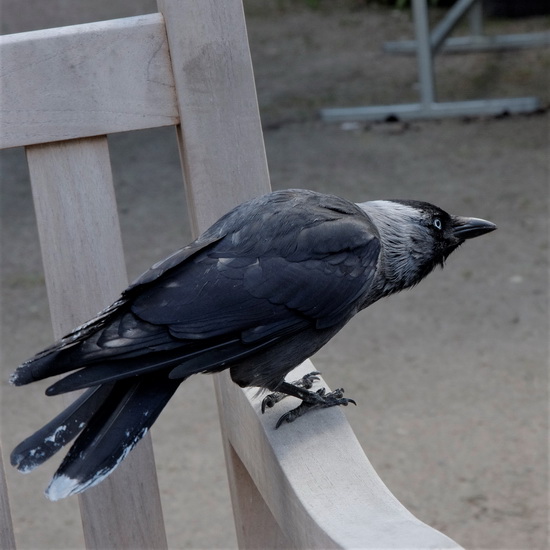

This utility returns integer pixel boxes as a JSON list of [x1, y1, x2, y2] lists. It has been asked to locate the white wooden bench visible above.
[[0, 2, 463, 547]]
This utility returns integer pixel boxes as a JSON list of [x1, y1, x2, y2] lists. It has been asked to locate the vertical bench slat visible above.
[[156, 1, 278, 546], [157, 0, 271, 231], [26, 138, 127, 329], [0, 445, 16, 550], [224, 444, 293, 549], [25, 137, 168, 549]]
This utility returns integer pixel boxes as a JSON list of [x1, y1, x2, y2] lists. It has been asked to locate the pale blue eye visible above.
[[433, 218, 442, 230]]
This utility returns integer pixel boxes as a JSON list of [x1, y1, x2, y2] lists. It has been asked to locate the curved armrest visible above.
[[215, 361, 463, 549]]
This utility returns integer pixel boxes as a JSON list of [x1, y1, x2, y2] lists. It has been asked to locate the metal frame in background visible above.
[[321, 0, 549, 122]]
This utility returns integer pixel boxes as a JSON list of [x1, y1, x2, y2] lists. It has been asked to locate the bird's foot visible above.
[[261, 371, 321, 413], [275, 387, 356, 429]]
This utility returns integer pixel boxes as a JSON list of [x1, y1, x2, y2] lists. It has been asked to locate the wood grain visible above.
[[26, 138, 168, 549], [0, 14, 178, 149]]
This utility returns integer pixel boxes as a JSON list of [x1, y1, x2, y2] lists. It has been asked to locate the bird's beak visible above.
[[452, 216, 497, 240]]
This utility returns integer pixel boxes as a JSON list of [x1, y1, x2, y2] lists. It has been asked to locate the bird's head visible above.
[[357, 199, 496, 293]]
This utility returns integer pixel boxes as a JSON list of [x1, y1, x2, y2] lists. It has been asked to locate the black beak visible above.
[[452, 216, 497, 240]]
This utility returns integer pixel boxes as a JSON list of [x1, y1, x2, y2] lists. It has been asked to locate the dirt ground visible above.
[[1, 1, 549, 549]]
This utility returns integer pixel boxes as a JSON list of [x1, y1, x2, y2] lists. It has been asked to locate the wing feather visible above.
[[13, 189, 381, 393]]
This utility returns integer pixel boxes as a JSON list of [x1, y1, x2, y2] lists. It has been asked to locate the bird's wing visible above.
[[60, 191, 382, 385], [131, 191, 381, 341], [9, 233, 224, 386], [14, 190, 381, 390]]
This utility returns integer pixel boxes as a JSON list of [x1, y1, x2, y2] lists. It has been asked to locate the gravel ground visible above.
[[1, 1, 549, 549]]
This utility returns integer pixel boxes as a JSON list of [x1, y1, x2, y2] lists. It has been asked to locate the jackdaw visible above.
[[9, 188, 496, 500]]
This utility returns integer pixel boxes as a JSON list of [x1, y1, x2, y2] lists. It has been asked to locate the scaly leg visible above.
[[261, 372, 356, 429], [261, 371, 321, 413]]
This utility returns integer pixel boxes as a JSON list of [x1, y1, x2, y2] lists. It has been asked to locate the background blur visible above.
[[1, 1, 548, 548]]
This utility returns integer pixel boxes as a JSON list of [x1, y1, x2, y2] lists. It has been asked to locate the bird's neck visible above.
[[358, 201, 427, 298]]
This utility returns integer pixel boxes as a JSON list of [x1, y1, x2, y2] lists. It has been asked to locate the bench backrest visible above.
[[0, 2, 462, 548]]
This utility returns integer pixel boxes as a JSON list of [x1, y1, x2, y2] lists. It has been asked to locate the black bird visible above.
[[10, 189, 496, 500]]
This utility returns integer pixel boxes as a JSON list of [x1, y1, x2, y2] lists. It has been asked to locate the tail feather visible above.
[[45, 374, 181, 501], [43, 347, 199, 396], [44, 336, 278, 396], [10, 348, 67, 386], [10, 385, 114, 473], [10, 299, 128, 386]]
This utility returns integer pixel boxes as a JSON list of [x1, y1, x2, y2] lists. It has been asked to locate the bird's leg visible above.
[[261, 371, 321, 413], [274, 387, 356, 429], [261, 375, 356, 429]]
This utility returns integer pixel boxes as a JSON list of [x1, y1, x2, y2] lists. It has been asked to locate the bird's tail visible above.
[[11, 374, 180, 501]]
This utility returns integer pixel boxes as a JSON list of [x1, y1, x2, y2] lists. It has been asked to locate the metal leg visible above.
[[468, 0, 483, 38], [431, 0, 477, 52], [320, 0, 541, 122], [384, 0, 550, 54], [413, 0, 436, 106]]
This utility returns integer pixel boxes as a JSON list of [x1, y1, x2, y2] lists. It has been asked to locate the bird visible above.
[[9, 188, 496, 501]]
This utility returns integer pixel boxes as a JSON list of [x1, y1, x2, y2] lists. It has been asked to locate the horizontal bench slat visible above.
[[0, 14, 179, 149]]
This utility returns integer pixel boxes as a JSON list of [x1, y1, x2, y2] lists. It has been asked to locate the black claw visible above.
[[261, 392, 282, 413], [263, 374, 355, 428], [294, 371, 321, 389], [274, 401, 311, 429], [275, 412, 292, 430], [262, 371, 322, 414], [299, 372, 320, 390], [274, 386, 356, 428]]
